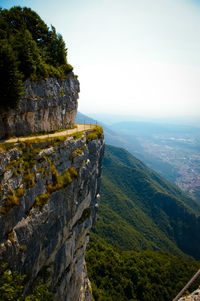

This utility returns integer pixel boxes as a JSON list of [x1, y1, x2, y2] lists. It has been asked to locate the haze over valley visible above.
[[77, 112, 200, 204]]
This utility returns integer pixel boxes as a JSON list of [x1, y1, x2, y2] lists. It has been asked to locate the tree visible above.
[[13, 29, 47, 79], [0, 6, 73, 109], [0, 40, 23, 109], [0, 264, 53, 301]]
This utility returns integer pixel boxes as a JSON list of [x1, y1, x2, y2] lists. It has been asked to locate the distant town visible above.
[[139, 134, 200, 202]]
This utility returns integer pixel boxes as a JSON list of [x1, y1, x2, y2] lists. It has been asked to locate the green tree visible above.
[[45, 26, 67, 67], [0, 264, 25, 300], [0, 6, 73, 109], [13, 29, 47, 79], [86, 241, 200, 301], [0, 264, 53, 301], [0, 40, 23, 109]]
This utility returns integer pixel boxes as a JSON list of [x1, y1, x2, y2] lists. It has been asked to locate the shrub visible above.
[[1, 192, 19, 215], [15, 188, 25, 198], [34, 193, 50, 210], [19, 245, 26, 252], [7, 231, 15, 244], [22, 172, 35, 188], [70, 148, 83, 160], [13, 171, 18, 178], [86, 125, 103, 142], [69, 167, 78, 178], [46, 167, 78, 193]]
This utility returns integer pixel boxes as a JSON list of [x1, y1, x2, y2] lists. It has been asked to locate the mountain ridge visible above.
[[92, 144, 200, 259]]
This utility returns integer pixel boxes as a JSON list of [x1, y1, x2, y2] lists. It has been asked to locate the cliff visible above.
[[0, 128, 105, 300], [0, 73, 79, 139]]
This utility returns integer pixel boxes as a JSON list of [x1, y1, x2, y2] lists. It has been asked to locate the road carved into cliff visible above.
[[0, 124, 95, 144]]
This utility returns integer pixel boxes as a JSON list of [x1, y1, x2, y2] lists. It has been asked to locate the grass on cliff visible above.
[[86, 125, 103, 142], [0, 189, 24, 215], [0, 126, 101, 216], [46, 167, 78, 194]]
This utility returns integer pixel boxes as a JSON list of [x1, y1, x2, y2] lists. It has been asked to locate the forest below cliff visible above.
[[86, 145, 200, 301], [0, 7, 73, 109]]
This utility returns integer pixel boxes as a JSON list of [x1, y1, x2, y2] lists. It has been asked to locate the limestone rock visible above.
[[0, 73, 79, 139], [0, 131, 105, 300]]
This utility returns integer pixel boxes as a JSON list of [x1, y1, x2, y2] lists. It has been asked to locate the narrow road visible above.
[[0, 124, 95, 144]]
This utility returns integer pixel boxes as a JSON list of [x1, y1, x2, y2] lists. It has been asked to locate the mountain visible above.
[[78, 113, 200, 203], [109, 121, 200, 202], [92, 144, 200, 259], [86, 144, 200, 300], [77, 112, 200, 257], [76, 111, 131, 149]]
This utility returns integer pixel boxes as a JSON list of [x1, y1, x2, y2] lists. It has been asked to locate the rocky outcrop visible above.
[[0, 129, 104, 300], [179, 289, 200, 301], [0, 73, 79, 139]]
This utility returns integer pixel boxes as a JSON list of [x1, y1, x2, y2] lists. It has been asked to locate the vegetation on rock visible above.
[[0, 6, 73, 109], [86, 126, 103, 142]]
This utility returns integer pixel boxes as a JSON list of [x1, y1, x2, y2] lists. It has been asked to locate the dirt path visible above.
[[0, 124, 95, 144]]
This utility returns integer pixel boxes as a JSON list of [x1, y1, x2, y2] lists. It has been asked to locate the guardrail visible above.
[[173, 269, 200, 301]]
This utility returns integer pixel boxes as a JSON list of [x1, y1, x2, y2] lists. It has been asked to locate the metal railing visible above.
[[173, 269, 200, 301]]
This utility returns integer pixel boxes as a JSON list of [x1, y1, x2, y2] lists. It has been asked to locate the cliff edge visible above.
[[0, 128, 105, 300], [0, 7, 105, 300]]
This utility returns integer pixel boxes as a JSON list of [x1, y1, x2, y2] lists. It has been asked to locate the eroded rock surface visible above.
[[0, 131, 104, 300], [0, 73, 79, 139]]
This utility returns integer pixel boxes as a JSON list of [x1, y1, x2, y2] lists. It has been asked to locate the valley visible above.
[[86, 144, 200, 301], [136, 133, 200, 200], [77, 113, 200, 203], [108, 121, 200, 203]]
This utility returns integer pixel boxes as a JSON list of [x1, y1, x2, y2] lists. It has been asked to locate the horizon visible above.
[[80, 111, 200, 128], [1, 0, 200, 120]]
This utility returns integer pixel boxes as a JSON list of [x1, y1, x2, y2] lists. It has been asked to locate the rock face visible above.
[[0, 73, 79, 139], [0, 130, 104, 300]]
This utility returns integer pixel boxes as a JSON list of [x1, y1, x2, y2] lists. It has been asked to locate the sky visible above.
[[1, 0, 200, 122]]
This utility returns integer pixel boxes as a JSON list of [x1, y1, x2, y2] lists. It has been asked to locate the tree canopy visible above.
[[0, 6, 73, 109], [0, 263, 53, 300], [86, 241, 200, 301]]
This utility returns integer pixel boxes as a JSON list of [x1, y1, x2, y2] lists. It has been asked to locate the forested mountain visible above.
[[93, 145, 200, 259], [77, 113, 200, 204], [86, 145, 200, 300]]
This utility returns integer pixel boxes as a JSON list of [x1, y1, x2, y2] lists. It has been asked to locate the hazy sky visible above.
[[1, 0, 200, 120]]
